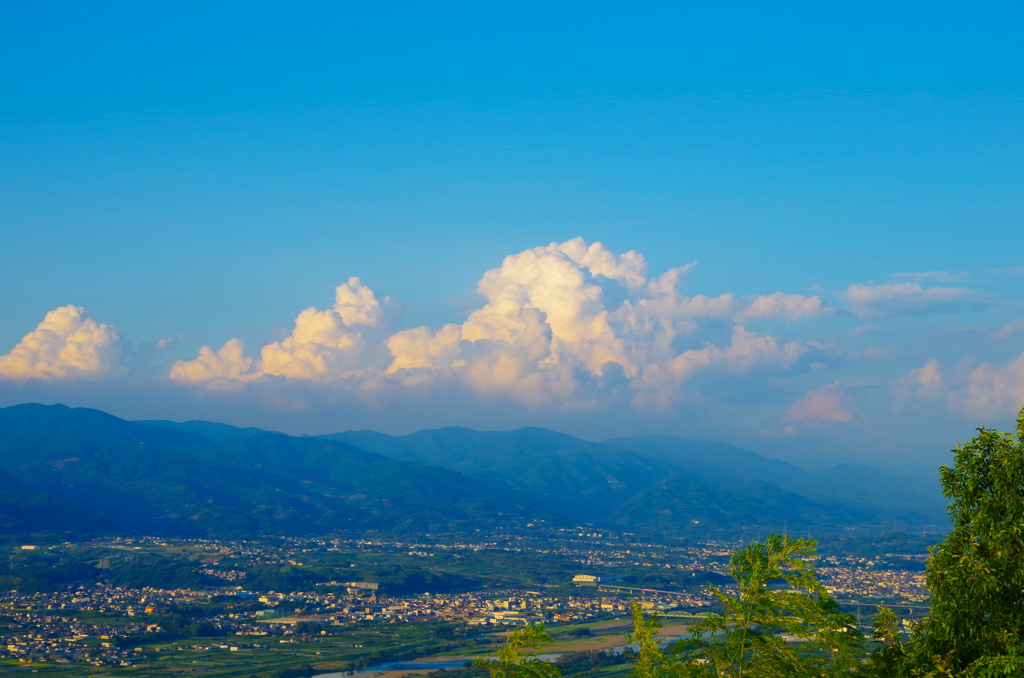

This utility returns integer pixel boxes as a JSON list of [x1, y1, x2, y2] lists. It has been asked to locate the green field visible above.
[[0, 617, 647, 678]]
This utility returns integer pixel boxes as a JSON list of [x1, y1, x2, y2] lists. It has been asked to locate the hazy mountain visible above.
[[173, 431, 558, 533], [608, 474, 865, 535], [0, 403, 208, 447], [0, 404, 948, 540], [0, 485, 115, 536], [134, 418, 270, 443], [0, 404, 551, 539], [603, 434, 803, 484], [327, 426, 947, 531], [784, 463, 946, 522], [323, 426, 679, 521], [605, 434, 945, 523]]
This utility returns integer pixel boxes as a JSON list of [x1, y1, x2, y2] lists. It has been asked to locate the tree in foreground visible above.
[[628, 600, 668, 678], [860, 605, 910, 677], [631, 534, 863, 678], [876, 406, 1024, 677], [473, 624, 560, 678]]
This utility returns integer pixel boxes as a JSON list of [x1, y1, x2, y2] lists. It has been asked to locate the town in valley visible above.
[[0, 529, 930, 676]]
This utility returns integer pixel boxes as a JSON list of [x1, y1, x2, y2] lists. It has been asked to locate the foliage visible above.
[[381, 568, 480, 594], [632, 534, 863, 678], [473, 624, 560, 678], [433, 624, 457, 639], [154, 612, 220, 637], [555, 649, 630, 676], [420, 665, 491, 678], [0, 547, 216, 593], [628, 601, 668, 678], [815, 530, 935, 559], [860, 606, 910, 678], [271, 664, 315, 678], [108, 561, 209, 589], [897, 406, 1024, 676]]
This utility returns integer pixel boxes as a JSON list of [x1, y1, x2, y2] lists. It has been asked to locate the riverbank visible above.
[[313, 620, 696, 678]]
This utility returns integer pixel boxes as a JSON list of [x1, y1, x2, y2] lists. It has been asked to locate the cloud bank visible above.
[[2, 238, 1016, 441], [165, 239, 829, 408]]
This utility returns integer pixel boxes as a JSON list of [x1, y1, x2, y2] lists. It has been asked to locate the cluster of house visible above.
[[0, 577, 699, 667], [819, 563, 928, 602], [0, 585, 190, 666], [569, 544, 739, 572], [246, 584, 696, 628]]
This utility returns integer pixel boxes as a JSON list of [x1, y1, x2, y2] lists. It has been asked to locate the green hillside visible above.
[[0, 404, 949, 540], [0, 404, 551, 539]]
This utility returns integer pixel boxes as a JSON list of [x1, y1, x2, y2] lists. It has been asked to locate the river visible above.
[[313, 635, 696, 678], [313, 657, 473, 678]]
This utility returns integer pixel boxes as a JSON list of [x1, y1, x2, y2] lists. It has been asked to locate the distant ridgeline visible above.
[[0, 403, 947, 541]]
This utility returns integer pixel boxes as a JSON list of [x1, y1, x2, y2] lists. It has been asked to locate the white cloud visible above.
[[893, 359, 946, 403], [332, 276, 391, 327], [784, 384, 854, 425], [261, 306, 367, 380], [844, 281, 972, 317], [892, 355, 1024, 419], [667, 325, 812, 381], [554, 237, 651, 289], [621, 290, 831, 325], [172, 277, 398, 384], [467, 240, 633, 375], [961, 353, 1024, 418], [169, 338, 259, 390], [0, 306, 123, 381], [387, 240, 637, 405], [10, 241, 1019, 440], [166, 239, 833, 408], [736, 292, 832, 321], [386, 324, 464, 373], [992, 319, 1024, 341]]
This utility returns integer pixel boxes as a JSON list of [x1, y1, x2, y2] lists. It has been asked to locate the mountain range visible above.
[[0, 403, 948, 540]]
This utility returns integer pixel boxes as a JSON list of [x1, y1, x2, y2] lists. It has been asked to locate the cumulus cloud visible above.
[[171, 277, 398, 387], [736, 292, 832, 321], [621, 289, 832, 326], [0, 306, 124, 381], [891, 354, 1024, 419], [784, 384, 854, 425], [844, 282, 972, 317], [171, 238, 828, 408], [386, 324, 464, 373], [261, 277, 397, 381], [961, 353, 1024, 418], [169, 338, 259, 390], [12, 240, 1021, 442], [893, 359, 946, 403], [667, 325, 813, 381]]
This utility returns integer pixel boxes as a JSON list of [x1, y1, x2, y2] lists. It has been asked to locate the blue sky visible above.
[[1, 1, 1022, 472]]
